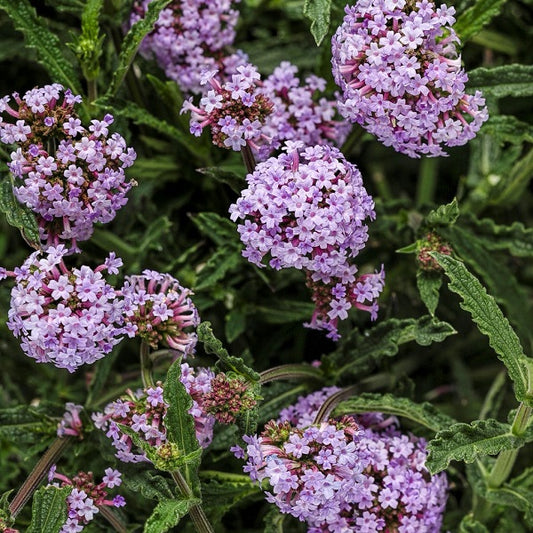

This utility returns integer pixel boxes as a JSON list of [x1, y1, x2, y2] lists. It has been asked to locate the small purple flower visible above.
[[57, 403, 84, 438]]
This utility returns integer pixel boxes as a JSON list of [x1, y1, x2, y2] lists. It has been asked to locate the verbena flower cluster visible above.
[[93, 366, 216, 461], [274, 388, 449, 532], [0, 84, 135, 251], [120, 269, 200, 354], [182, 64, 273, 151], [131, 0, 245, 94], [229, 143, 384, 338], [331, 0, 488, 157], [47, 466, 125, 533], [57, 402, 84, 439], [256, 61, 350, 161], [3, 246, 125, 373]]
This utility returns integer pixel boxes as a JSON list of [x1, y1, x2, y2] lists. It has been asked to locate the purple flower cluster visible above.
[[57, 403, 84, 438], [47, 466, 125, 533], [331, 0, 488, 157], [93, 365, 216, 461], [229, 143, 384, 338], [120, 269, 200, 354], [182, 64, 273, 151], [275, 388, 448, 532], [4, 246, 125, 373], [0, 84, 135, 251], [131, 0, 246, 94], [255, 61, 350, 161]]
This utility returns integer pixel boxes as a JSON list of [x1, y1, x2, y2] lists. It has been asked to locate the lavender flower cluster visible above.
[[121, 269, 200, 354], [0, 84, 135, 251], [331, 0, 489, 157], [93, 366, 216, 461], [182, 64, 273, 151], [48, 466, 125, 533], [2, 246, 125, 373], [229, 143, 384, 338], [236, 388, 448, 532], [131, 0, 246, 94], [256, 61, 350, 161]]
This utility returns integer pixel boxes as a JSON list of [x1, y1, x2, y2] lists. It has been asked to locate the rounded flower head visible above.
[[182, 64, 273, 151], [93, 366, 216, 462], [6, 246, 125, 373], [331, 0, 489, 157], [275, 388, 449, 532], [131, 0, 246, 94], [0, 84, 135, 251], [120, 269, 200, 355], [256, 61, 351, 161]]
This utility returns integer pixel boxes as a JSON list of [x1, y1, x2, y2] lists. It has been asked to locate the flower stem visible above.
[[241, 145, 257, 174], [9, 436, 72, 518], [140, 340, 155, 389], [313, 385, 358, 424], [259, 364, 323, 385], [416, 157, 438, 207], [170, 470, 214, 533], [98, 505, 127, 532], [87, 79, 98, 103]]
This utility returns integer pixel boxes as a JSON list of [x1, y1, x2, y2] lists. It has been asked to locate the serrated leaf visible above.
[[0, 179, 40, 248], [467, 65, 533, 98], [427, 419, 523, 473], [459, 514, 490, 532], [197, 322, 260, 382], [253, 300, 316, 324], [333, 393, 455, 433], [0, 0, 81, 93], [323, 316, 456, 380], [303, 0, 332, 45], [197, 167, 246, 193], [417, 270, 442, 316], [432, 253, 531, 404], [454, 0, 508, 42], [144, 497, 198, 533], [426, 198, 460, 226], [0, 404, 59, 444], [482, 116, 533, 145], [124, 470, 175, 501], [190, 212, 241, 248], [195, 247, 242, 290], [107, 0, 172, 96], [26, 485, 72, 533], [485, 485, 533, 526]]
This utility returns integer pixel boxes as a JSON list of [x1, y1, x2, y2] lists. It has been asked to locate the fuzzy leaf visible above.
[[124, 470, 176, 501], [0, 404, 59, 444], [482, 115, 533, 145], [459, 515, 490, 532], [190, 212, 241, 248], [432, 253, 531, 404], [197, 322, 260, 382], [0, 0, 81, 93], [427, 419, 524, 473], [333, 393, 456, 433], [417, 271, 442, 316], [468, 65, 533, 98], [26, 486, 72, 533], [196, 167, 246, 193], [107, 0, 172, 96], [323, 316, 456, 379], [426, 198, 460, 226], [303, 0, 332, 45], [454, 0, 508, 42], [485, 485, 533, 526], [491, 148, 533, 206], [195, 247, 242, 290], [144, 498, 199, 533], [0, 179, 40, 248]]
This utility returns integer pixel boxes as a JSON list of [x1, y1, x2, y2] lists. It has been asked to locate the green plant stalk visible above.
[[259, 364, 324, 384], [99, 505, 127, 532], [170, 470, 214, 533], [87, 78, 98, 103], [9, 436, 72, 518], [241, 145, 256, 175], [140, 340, 155, 389], [416, 157, 438, 207], [313, 385, 358, 424], [487, 402, 532, 488]]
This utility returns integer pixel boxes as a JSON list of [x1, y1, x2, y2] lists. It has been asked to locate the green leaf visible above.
[[467, 65, 533, 98], [0, 0, 81, 93], [195, 247, 242, 290], [225, 309, 247, 343], [459, 514, 491, 533], [196, 167, 246, 193], [124, 470, 176, 501], [323, 316, 456, 380], [416, 270, 442, 316], [303, 0, 331, 46], [427, 419, 524, 474], [253, 300, 316, 324], [190, 212, 240, 248], [485, 485, 533, 526], [144, 498, 199, 533], [197, 322, 260, 382], [482, 116, 533, 145], [490, 148, 533, 206], [426, 198, 460, 226], [333, 393, 456, 433], [0, 404, 59, 444], [27, 486, 72, 533], [0, 179, 40, 249], [454, 0, 508, 42], [432, 253, 531, 404]]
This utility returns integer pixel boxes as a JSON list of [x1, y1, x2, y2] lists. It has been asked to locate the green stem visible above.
[[369, 165, 392, 201], [487, 402, 532, 488], [99, 505, 127, 532], [259, 364, 323, 385], [140, 340, 155, 389], [9, 437, 73, 518], [87, 79, 98, 103], [170, 471, 214, 533], [416, 157, 438, 207], [313, 385, 358, 424], [241, 145, 256, 175]]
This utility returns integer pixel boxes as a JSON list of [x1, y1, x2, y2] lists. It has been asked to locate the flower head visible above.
[[57, 402, 84, 438], [331, 0, 488, 157]]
